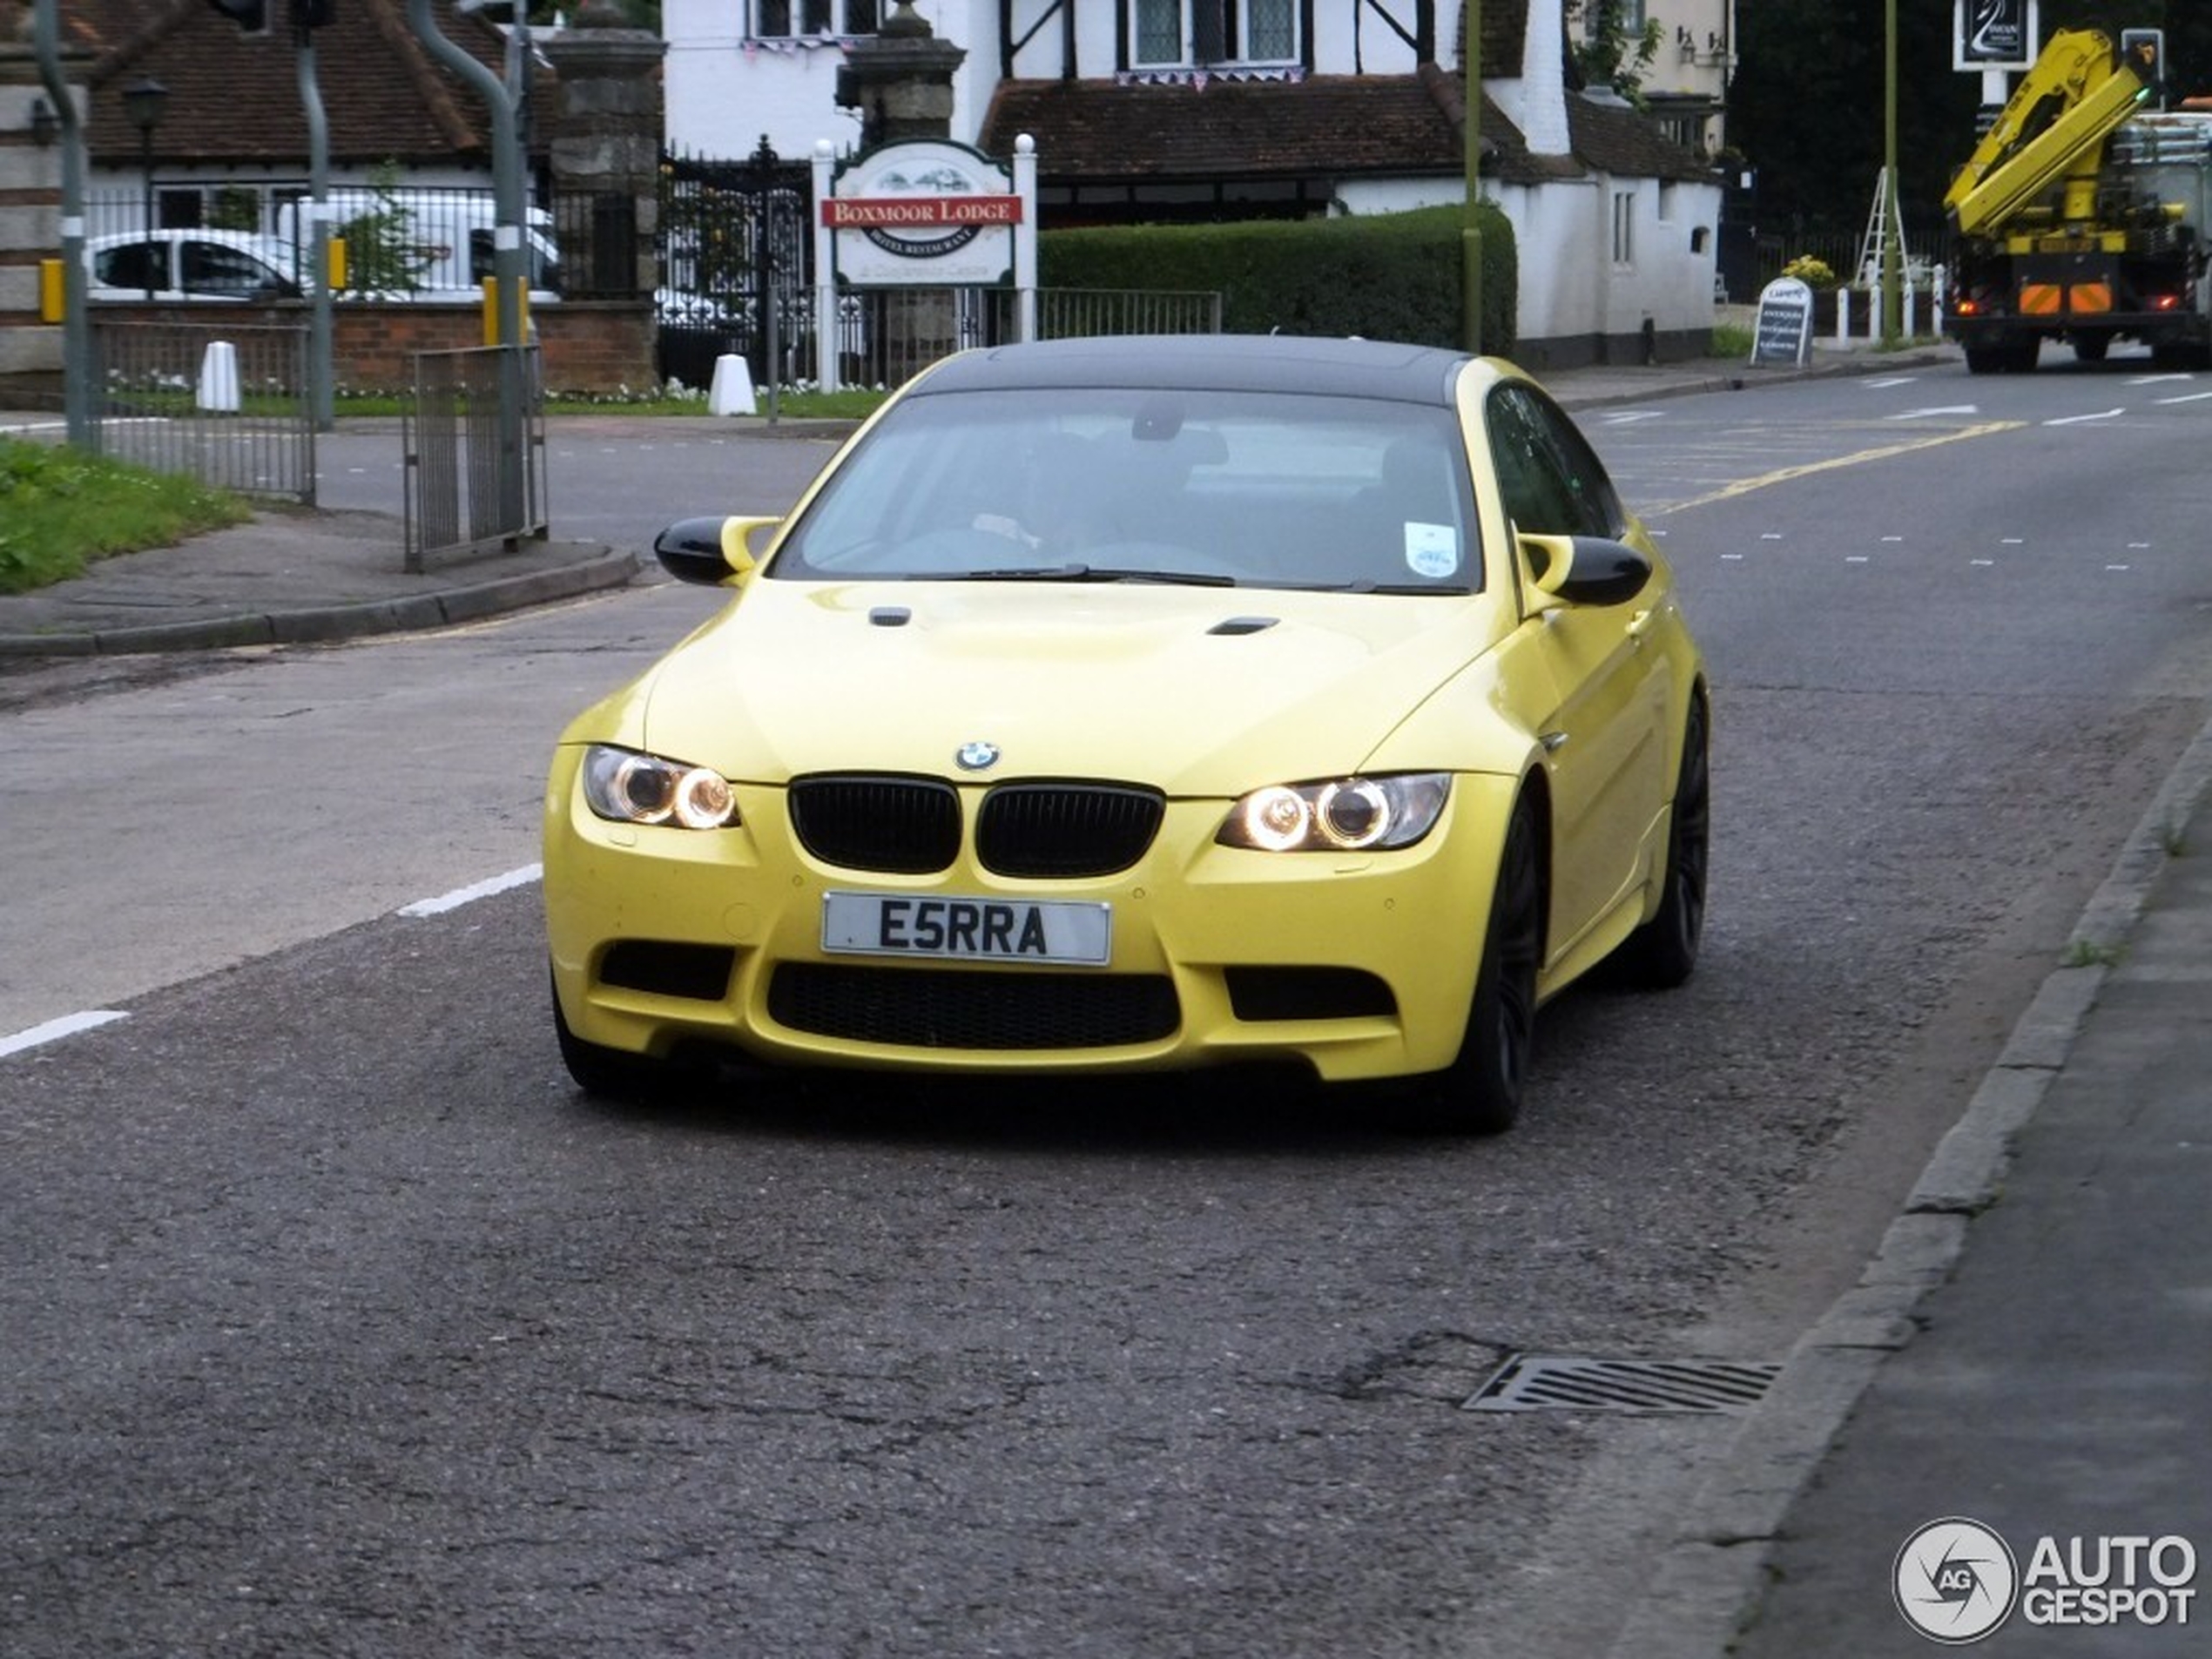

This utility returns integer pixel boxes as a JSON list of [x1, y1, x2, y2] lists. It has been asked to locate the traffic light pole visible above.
[[405, 0, 529, 538], [1461, 0, 1482, 356], [295, 13, 334, 430]]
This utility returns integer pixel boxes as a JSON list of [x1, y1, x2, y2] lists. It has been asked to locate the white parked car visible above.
[[271, 192, 562, 301], [84, 230, 302, 302]]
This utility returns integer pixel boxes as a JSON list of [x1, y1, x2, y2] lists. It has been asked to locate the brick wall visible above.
[[83, 297, 658, 396]]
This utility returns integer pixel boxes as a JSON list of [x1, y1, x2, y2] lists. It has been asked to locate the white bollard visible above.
[[708, 354, 757, 416], [196, 340, 241, 414]]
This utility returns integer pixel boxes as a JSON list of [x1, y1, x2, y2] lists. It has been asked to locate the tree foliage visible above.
[[1568, 1, 1664, 100], [1728, 0, 2212, 237]]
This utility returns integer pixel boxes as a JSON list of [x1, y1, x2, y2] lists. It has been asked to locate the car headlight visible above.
[[1217, 772, 1450, 853], [580, 744, 739, 829]]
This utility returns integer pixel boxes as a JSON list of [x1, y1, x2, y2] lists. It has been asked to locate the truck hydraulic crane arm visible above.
[[1945, 28, 2155, 237]]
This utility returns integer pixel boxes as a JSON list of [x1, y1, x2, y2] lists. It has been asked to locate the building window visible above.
[[1131, 0, 1301, 66], [1611, 191, 1635, 266], [755, 0, 875, 36]]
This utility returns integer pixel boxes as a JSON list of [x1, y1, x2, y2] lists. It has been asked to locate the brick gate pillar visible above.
[[538, 1, 665, 388]]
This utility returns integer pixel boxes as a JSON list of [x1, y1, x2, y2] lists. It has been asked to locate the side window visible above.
[[93, 241, 161, 293], [182, 241, 285, 297], [1521, 388, 1629, 537], [1488, 385, 1626, 539], [1486, 388, 1587, 535]]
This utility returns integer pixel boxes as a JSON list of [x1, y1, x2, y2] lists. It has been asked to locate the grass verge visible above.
[[0, 437, 251, 596]]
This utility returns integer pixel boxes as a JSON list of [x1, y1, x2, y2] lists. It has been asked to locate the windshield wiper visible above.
[[954, 563, 1236, 588]]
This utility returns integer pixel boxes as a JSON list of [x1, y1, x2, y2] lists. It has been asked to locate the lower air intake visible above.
[[767, 964, 1178, 1050]]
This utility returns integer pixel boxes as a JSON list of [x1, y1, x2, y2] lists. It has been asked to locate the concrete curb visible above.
[[0, 547, 640, 661], [1554, 347, 1957, 412], [1606, 705, 2212, 1659]]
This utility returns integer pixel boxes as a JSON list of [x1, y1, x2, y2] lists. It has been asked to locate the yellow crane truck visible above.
[[1945, 28, 2212, 372]]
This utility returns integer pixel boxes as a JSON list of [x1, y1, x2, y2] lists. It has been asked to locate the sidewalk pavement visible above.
[[10, 337, 2210, 1656]]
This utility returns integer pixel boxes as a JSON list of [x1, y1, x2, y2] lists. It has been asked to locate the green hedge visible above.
[[1037, 203, 1516, 356]]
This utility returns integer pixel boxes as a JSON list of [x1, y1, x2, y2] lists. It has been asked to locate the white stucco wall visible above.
[[658, 1, 1721, 352]]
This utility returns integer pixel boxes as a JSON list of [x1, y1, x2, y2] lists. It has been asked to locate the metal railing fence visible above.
[[403, 346, 548, 570], [91, 320, 315, 504]]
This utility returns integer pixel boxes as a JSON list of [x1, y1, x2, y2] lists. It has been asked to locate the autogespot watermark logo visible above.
[[1896, 1518, 2020, 1643], [1895, 1517, 2200, 1643]]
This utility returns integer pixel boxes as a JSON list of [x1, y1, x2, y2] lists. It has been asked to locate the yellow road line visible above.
[[1646, 421, 2026, 517]]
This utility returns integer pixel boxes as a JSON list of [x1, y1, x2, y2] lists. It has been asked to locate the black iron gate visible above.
[[658, 139, 815, 390]]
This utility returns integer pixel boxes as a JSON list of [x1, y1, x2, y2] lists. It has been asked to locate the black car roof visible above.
[[912, 334, 1473, 407]]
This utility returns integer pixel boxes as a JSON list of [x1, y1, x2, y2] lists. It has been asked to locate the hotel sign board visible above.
[[826, 140, 1026, 287]]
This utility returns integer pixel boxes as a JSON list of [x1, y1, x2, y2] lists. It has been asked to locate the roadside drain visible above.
[[1464, 1353, 1784, 1415]]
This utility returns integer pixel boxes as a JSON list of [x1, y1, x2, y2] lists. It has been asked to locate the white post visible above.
[[1932, 263, 1946, 336], [1014, 133, 1038, 344], [1836, 286, 1851, 345], [813, 139, 840, 395]]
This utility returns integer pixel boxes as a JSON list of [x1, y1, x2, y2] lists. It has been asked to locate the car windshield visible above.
[[770, 385, 1480, 593]]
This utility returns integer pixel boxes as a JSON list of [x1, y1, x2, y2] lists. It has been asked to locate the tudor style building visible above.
[[663, 0, 1728, 363]]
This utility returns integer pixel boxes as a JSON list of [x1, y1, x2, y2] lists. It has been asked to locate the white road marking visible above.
[[2044, 408, 2125, 426], [1863, 377, 1918, 388], [1891, 405, 1980, 420], [2155, 391, 2212, 405], [398, 863, 543, 918], [2129, 374, 2195, 386], [1599, 409, 1668, 424], [0, 1009, 129, 1060]]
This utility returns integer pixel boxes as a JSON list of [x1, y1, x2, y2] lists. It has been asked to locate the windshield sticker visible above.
[[1405, 523, 1460, 579]]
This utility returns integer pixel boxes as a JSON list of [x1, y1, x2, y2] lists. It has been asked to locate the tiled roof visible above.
[[982, 75, 1469, 180], [1566, 91, 1714, 182], [53, 0, 534, 169], [981, 70, 1711, 188]]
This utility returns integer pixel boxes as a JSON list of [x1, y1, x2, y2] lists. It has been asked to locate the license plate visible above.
[[821, 891, 1112, 967]]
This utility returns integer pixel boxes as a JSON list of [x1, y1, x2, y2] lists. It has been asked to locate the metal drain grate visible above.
[[1464, 1353, 1784, 1415]]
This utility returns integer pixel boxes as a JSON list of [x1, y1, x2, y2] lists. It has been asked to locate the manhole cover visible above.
[[1464, 1353, 1784, 1414]]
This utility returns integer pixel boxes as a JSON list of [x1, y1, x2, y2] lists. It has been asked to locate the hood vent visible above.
[[1209, 615, 1279, 636]]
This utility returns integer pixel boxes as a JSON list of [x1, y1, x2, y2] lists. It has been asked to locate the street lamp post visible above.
[[122, 77, 168, 302]]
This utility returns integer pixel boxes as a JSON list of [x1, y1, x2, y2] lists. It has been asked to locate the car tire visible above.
[[552, 972, 677, 1101], [1403, 795, 1541, 1135], [2072, 333, 2110, 363], [1615, 695, 1710, 990]]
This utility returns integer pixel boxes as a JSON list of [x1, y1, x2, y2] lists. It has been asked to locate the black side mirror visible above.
[[1520, 533, 1654, 608], [653, 515, 779, 586]]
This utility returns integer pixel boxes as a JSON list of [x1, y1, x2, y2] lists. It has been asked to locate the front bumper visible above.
[[543, 749, 1517, 1083]]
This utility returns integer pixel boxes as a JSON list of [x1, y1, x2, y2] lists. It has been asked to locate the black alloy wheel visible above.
[[1617, 694, 1710, 989], [1410, 795, 1542, 1135]]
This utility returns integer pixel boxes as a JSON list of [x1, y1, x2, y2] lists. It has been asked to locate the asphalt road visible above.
[[3, 356, 2208, 1656]]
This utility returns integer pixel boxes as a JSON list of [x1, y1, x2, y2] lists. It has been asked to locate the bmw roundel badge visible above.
[[955, 740, 1001, 772]]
